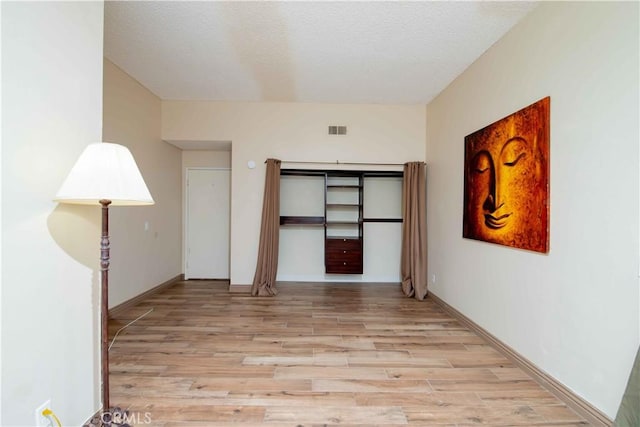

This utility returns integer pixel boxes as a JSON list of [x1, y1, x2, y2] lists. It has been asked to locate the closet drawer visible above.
[[325, 238, 363, 274], [325, 238, 361, 252], [326, 260, 363, 274]]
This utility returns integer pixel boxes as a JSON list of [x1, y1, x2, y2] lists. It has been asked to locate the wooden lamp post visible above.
[[54, 142, 154, 413]]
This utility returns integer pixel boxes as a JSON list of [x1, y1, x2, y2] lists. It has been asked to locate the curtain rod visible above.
[[265, 159, 405, 166]]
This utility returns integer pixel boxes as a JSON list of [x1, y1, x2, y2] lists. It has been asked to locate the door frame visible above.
[[184, 167, 231, 280]]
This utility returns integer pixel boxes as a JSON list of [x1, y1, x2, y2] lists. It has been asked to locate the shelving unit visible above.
[[279, 168, 403, 275], [325, 172, 363, 273]]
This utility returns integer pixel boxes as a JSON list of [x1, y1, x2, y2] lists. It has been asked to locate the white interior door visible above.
[[186, 168, 230, 279]]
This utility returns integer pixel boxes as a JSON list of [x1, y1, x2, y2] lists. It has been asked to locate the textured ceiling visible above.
[[104, 1, 537, 104]]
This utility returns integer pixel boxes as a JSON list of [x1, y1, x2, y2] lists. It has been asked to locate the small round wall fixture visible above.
[[247, 160, 256, 169]]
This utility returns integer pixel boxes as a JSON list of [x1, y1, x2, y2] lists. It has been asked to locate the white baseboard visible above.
[[109, 274, 184, 318], [429, 291, 612, 427]]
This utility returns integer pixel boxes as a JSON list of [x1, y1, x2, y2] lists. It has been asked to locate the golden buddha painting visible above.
[[463, 97, 550, 253]]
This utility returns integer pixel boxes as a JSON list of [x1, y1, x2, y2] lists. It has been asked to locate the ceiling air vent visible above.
[[328, 125, 347, 135]]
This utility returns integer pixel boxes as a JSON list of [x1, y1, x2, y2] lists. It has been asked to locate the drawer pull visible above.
[[343, 262, 347, 265], [343, 250, 347, 254]]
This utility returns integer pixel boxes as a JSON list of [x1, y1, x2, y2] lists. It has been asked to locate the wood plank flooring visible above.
[[108, 281, 589, 426]]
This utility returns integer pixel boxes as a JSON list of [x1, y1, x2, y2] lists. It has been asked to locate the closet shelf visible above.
[[326, 220, 362, 225], [280, 216, 324, 226], [362, 218, 403, 223]]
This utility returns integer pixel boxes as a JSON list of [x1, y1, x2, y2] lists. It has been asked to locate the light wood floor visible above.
[[109, 281, 589, 426]]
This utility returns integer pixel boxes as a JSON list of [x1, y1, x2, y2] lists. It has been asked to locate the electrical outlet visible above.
[[34, 400, 51, 427], [432, 274, 436, 284]]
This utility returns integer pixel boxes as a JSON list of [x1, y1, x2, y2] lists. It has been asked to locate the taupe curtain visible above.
[[615, 346, 639, 426], [401, 161, 428, 300], [251, 158, 281, 296]]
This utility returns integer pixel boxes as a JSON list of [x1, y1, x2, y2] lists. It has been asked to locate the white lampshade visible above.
[[55, 142, 154, 206]]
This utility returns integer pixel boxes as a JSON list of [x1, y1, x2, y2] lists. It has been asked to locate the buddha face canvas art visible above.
[[463, 97, 550, 253]]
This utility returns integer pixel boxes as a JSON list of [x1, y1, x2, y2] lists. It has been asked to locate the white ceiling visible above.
[[104, 1, 537, 105]]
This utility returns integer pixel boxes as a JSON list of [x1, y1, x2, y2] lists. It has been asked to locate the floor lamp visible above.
[[54, 143, 154, 414]]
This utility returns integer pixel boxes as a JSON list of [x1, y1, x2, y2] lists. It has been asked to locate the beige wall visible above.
[[1, 2, 104, 424], [426, 1, 639, 418], [182, 150, 231, 169], [103, 60, 182, 307], [163, 102, 426, 285]]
